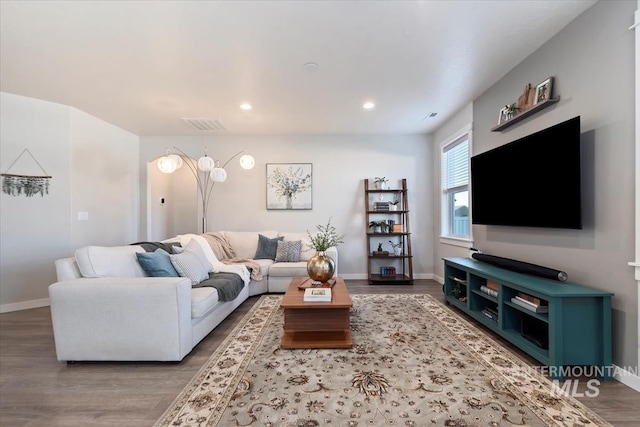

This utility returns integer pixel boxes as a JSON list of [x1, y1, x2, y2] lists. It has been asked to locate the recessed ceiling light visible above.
[[363, 102, 375, 110], [240, 103, 252, 110]]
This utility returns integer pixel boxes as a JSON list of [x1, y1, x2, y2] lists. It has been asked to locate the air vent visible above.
[[181, 117, 229, 131]]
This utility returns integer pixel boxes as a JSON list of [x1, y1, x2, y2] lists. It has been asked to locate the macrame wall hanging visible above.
[[1, 149, 52, 197]]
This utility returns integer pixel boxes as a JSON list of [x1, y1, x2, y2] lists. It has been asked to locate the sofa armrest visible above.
[[48, 277, 193, 361]]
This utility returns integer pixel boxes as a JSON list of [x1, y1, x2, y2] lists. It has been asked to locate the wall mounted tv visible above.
[[471, 116, 582, 229]]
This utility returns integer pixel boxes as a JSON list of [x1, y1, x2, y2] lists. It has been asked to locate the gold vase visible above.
[[307, 251, 335, 282]]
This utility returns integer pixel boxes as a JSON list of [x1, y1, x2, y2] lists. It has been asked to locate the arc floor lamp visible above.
[[157, 147, 255, 233]]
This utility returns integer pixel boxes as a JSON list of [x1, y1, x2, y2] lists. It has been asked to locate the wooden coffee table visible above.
[[280, 277, 353, 349]]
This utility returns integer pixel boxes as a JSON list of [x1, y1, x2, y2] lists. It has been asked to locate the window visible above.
[[441, 130, 471, 243]]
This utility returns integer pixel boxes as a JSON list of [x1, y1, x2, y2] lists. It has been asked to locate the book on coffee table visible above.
[[303, 287, 332, 302]]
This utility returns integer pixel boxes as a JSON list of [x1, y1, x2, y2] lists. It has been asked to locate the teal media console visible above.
[[443, 257, 613, 379]]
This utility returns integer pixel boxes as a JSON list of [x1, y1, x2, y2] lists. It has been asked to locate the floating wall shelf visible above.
[[491, 98, 560, 132]]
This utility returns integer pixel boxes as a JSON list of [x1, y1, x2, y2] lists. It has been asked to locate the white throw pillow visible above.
[[176, 234, 220, 270], [169, 240, 212, 285]]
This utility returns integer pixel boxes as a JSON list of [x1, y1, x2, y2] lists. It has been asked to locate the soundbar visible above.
[[471, 253, 568, 282]]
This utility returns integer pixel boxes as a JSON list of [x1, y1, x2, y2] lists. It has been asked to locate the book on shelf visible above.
[[516, 292, 547, 307], [303, 287, 332, 302], [486, 280, 499, 291], [380, 266, 396, 276], [511, 296, 548, 313], [481, 307, 498, 322], [479, 285, 498, 298]]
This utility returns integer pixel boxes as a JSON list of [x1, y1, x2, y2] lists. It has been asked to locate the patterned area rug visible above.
[[155, 294, 611, 427]]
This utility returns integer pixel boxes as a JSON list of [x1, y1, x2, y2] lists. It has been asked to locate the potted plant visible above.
[[368, 221, 389, 234], [388, 240, 402, 256], [373, 242, 389, 256], [374, 177, 389, 190], [306, 218, 345, 282], [389, 196, 400, 211]]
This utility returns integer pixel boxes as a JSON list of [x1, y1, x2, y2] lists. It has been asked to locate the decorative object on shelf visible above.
[[306, 218, 344, 283], [388, 240, 402, 256], [498, 103, 518, 124], [373, 176, 388, 189], [266, 163, 312, 210], [157, 147, 255, 232], [368, 220, 389, 233], [389, 196, 400, 211], [534, 76, 553, 104], [517, 83, 536, 112], [1, 148, 52, 197]]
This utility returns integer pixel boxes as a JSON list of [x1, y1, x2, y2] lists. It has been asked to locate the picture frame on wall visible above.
[[266, 163, 312, 210], [534, 77, 553, 105]]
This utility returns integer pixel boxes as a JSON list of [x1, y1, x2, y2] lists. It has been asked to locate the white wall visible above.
[[139, 134, 433, 278], [469, 1, 636, 369], [70, 109, 139, 248], [0, 93, 72, 312], [0, 92, 139, 312]]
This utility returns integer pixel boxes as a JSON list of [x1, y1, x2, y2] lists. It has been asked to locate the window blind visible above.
[[442, 137, 469, 190]]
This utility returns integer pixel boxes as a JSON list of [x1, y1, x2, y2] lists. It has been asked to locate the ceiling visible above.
[[0, 1, 596, 136]]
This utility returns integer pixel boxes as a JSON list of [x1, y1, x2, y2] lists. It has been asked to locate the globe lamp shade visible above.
[[239, 154, 255, 170], [210, 167, 228, 182], [168, 154, 183, 169], [197, 156, 215, 172], [157, 156, 178, 173]]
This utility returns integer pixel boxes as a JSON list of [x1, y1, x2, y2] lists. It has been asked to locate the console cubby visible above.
[[443, 257, 613, 379]]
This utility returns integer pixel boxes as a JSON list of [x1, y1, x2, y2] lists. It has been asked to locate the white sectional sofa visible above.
[[49, 231, 337, 362]]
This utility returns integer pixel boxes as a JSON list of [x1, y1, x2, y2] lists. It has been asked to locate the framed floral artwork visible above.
[[266, 163, 312, 210]]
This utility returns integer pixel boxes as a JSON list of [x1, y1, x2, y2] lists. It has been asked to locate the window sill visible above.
[[439, 236, 474, 248]]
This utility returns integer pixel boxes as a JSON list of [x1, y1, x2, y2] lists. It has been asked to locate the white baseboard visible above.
[[0, 298, 50, 313], [433, 274, 444, 284], [612, 364, 640, 392]]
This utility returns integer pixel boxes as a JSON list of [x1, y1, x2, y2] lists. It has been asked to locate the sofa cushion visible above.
[[275, 240, 302, 262], [278, 232, 315, 261], [136, 249, 179, 277], [268, 261, 309, 277], [75, 245, 146, 278], [225, 230, 278, 259], [170, 241, 212, 285], [191, 287, 219, 318], [254, 234, 284, 260], [252, 258, 274, 277]]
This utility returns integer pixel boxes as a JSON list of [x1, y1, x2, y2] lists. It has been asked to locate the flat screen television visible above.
[[470, 116, 582, 229]]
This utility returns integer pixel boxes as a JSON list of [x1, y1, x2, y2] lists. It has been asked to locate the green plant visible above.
[[368, 221, 389, 232], [388, 240, 402, 250], [307, 218, 345, 252], [377, 243, 383, 252], [374, 177, 389, 184]]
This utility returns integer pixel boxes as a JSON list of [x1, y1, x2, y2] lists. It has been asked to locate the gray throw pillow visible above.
[[275, 240, 302, 262], [254, 234, 284, 260]]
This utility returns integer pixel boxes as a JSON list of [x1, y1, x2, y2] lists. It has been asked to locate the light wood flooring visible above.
[[1, 280, 638, 426]]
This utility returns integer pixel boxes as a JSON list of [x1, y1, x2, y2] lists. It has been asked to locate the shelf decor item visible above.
[[306, 218, 344, 283], [373, 176, 388, 189], [534, 77, 554, 105], [1, 148, 52, 197]]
